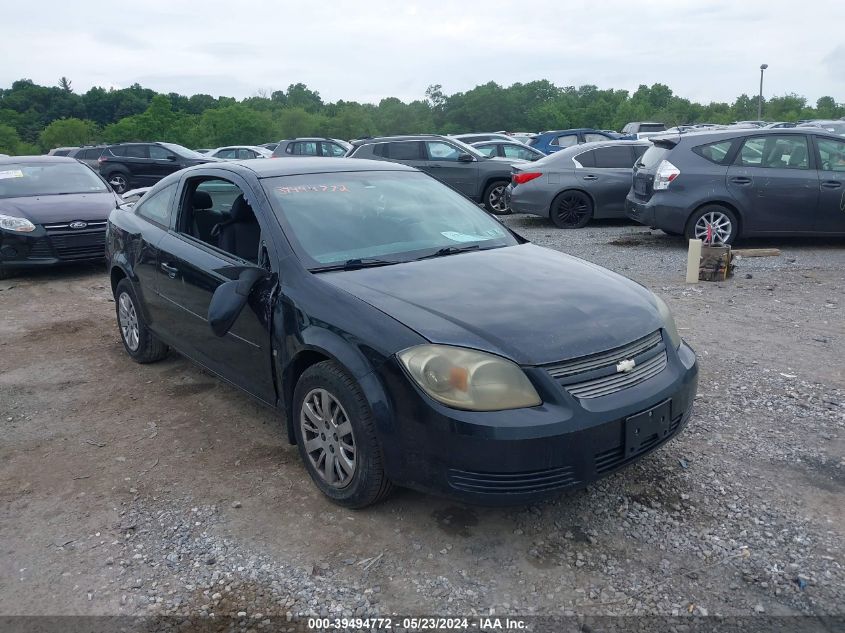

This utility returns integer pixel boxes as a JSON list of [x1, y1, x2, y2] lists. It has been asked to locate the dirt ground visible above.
[[1, 220, 843, 626]]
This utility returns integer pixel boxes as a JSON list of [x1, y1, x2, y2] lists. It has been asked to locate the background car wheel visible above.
[[550, 190, 593, 229], [483, 181, 511, 215], [114, 279, 168, 363], [107, 172, 130, 194], [685, 205, 739, 245], [293, 361, 393, 508]]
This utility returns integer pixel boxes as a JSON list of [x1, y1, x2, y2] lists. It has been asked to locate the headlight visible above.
[[654, 295, 681, 349], [398, 345, 541, 411], [0, 213, 36, 232]]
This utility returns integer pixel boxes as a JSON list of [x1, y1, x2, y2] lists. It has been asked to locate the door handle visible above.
[[730, 177, 752, 185], [821, 180, 842, 189], [583, 174, 598, 181], [160, 262, 178, 278]]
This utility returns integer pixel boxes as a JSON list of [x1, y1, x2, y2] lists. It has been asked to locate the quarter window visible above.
[[694, 140, 734, 164], [817, 138, 845, 172], [135, 183, 176, 226], [737, 135, 809, 169]]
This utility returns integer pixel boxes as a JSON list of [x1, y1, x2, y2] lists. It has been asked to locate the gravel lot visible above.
[[1, 215, 843, 629]]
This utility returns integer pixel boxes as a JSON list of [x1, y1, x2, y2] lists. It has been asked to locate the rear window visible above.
[[639, 123, 666, 132], [638, 145, 670, 169], [693, 140, 735, 165]]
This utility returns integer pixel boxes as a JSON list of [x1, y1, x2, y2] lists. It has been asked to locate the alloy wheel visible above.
[[487, 184, 509, 213], [694, 211, 732, 244], [118, 292, 140, 351], [109, 174, 128, 193], [300, 388, 356, 488], [555, 194, 589, 226]]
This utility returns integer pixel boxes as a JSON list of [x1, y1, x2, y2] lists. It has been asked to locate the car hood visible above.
[[0, 191, 120, 224], [319, 244, 664, 365]]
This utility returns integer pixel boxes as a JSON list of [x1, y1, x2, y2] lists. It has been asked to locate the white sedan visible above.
[[207, 146, 273, 160]]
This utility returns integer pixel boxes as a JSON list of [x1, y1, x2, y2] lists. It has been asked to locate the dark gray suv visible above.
[[626, 129, 845, 244], [348, 135, 525, 214]]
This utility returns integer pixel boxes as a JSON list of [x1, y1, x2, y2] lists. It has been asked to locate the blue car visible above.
[[529, 129, 620, 155]]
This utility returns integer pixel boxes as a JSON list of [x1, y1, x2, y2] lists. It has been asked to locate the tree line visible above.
[[0, 77, 842, 155]]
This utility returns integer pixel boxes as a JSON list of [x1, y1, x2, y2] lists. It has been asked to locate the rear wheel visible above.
[[114, 279, 168, 363], [685, 205, 739, 245], [550, 190, 593, 229], [107, 172, 130, 194], [293, 361, 393, 508], [483, 180, 511, 215]]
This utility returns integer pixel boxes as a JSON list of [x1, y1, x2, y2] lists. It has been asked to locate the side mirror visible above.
[[207, 267, 268, 337], [457, 153, 474, 163], [167, 154, 178, 161]]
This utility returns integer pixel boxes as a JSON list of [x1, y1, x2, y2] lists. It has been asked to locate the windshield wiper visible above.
[[415, 244, 484, 260], [309, 257, 399, 273]]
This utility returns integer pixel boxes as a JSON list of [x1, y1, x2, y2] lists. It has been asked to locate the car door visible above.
[[726, 134, 819, 234], [423, 140, 477, 197], [148, 144, 183, 180], [122, 144, 154, 184], [320, 141, 347, 157], [154, 172, 277, 403], [574, 145, 637, 216], [812, 136, 845, 233]]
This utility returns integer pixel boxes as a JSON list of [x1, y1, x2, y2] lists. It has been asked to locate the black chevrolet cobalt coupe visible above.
[[1, 156, 122, 278], [106, 157, 698, 507]]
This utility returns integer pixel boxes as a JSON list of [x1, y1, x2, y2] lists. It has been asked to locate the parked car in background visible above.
[[47, 147, 78, 157], [734, 121, 766, 128], [0, 156, 122, 278], [621, 122, 667, 139], [763, 122, 796, 129], [208, 146, 273, 160], [271, 138, 350, 158], [471, 140, 545, 162], [348, 134, 526, 213], [97, 142, 218, 194], [626, 128, 845, 244], [66, 145, 107, 169], [195, 149, 213, 154], [119, 187, 150, 206], [259, 142, 279, 152], [106, 156, 697, 507], [797, 120, 845, 136], [529, 129, 619, 155], [507, 141, 650, 228], [452, 132, 517, 144], [507, 132, 537, 144]]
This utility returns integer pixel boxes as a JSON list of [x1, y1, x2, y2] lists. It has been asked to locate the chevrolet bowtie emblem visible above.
[[616, 358, 636, 373]]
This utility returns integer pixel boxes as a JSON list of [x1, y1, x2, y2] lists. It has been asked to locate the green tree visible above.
[[39, 117, 98, 151]]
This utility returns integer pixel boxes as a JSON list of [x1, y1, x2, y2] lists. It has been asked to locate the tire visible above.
[[293, 361, 393, 508], [550, 190, 593, 229], [106, 171, 130, 194], [114, 279, 168, 363], [685, 205, 739, 245], [483, 180, 511, 215]]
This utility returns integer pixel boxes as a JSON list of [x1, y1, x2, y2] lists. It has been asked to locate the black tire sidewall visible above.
[[685, 205, 739, 245], [114, 279, 166, 363], [292, 361, 390, 508], [483, 180, 511, 215], [551, 190, 593, 229]]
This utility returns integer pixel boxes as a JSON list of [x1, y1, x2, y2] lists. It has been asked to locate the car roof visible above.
[[555, 139, 650, 155], [537, 128, 606, 135], [350, 134, 445, 145], [659, 127, 840, 145], [0, 155, 81, 165], [182, 157, 416, 179]]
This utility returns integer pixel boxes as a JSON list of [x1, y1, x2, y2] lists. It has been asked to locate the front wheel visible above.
[[550, 190, 593, 229], [293, 361, 393, 508], [114, 279, 168, 363], [685, 205, 739, 245], [483, 181, 511, 215], [107, 172, 130, 194]]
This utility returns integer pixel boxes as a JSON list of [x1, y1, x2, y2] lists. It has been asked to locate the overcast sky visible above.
[[2, 0, 843, 105]]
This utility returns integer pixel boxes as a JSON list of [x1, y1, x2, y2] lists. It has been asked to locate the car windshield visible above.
[[0, 162, 109, 198], [159, 142, 206, 159], [262, 170, 517, 268]]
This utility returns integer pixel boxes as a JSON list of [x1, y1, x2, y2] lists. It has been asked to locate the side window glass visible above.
[[817, 138, 845, 172], [237, 149, 252, 160], [323, 142, 346, 157], [180, 179, 260, 263], [135, 183, 176, 226], [294, 142, 318, 156], [476, 144, 497, 158], [694, 140, 733, 164], [584, 133, 609, 143], [633, 145, 649, 160], [149, 145, 171, 160], [738, 136, 808, 169], [593, 146, 636, 168], [552, 134, 578, 148], [426, 141, 462, 161], [573, 150, 595, 167], [125, 145, 148, 158], [387, 141, 423, 160], [110, 146, 126, 157]]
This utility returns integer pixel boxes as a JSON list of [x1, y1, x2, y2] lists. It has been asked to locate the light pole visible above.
[[757, 64, 768, 121]]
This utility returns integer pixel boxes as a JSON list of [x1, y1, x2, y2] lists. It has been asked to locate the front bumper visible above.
[[377, 339, 699, 505], [625, 194, 688, 234], [0, 225, 107, 268]]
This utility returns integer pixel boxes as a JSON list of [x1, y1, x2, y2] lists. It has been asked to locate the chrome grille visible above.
[[545, 330, 667, 399]]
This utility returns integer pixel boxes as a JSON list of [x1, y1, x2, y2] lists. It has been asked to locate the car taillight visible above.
[[98, 156, 107, 163], [653, 160, 680, 190], [513, 171, 542, 185]]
